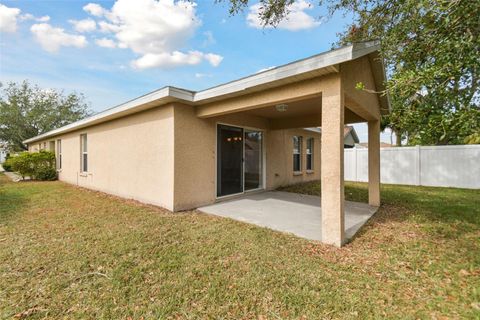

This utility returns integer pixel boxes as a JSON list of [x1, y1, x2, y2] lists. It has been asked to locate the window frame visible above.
[[293, 136, 303, 173], [306, 137, 314, 171], [56, 139, 62, 170], [80, 134, 88, 173]]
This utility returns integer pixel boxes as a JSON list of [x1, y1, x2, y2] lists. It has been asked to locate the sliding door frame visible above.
[[215, 122, 266, 200]]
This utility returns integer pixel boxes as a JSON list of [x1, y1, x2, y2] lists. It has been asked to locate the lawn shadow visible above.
[[0, 174, 30, 223]]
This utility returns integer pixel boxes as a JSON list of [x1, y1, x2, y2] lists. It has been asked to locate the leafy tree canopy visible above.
[[0, 80, 92, 151], [218, 0, 480, 145]]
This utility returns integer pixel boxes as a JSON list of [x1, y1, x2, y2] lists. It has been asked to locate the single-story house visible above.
[[344, 126, 360, 148], [0, 146, 7, 163], [24, 41, 389, 247], [304, 125, 359, 148]]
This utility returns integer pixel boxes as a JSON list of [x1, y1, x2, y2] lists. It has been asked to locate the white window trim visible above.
[[293, 136, 303, 173], [306, 137, 314, 171], [80, 134, 88, 173], [56, 139, 62, 171]]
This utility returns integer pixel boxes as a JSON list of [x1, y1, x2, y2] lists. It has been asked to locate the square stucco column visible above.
[[321, 78, 345, 247], [368, 119, 381, 206]]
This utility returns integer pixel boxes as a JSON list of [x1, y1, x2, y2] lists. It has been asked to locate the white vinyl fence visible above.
[[344, 145, 480, 189]]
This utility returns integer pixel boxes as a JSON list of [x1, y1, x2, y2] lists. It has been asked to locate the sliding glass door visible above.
[[217, 125, 244, 197], [244, 130, 263, 191], [216, 124, 263, 197]]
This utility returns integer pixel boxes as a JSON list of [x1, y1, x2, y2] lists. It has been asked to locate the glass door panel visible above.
[[217, 125, 244, 197], [244, 130, 262, 191]]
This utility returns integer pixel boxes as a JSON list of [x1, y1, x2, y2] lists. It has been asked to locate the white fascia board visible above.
[[169, 86, 195, 102], [304, 127, 322, 133], [351, 41, 380, 60]]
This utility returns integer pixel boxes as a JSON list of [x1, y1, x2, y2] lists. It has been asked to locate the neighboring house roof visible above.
[[307, 126, 359, 142], [344, 126, 360, 144], [24, 41, 389, 144], [357, 142, 393, 148]]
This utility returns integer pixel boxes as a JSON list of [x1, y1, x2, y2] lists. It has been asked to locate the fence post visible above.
[[353, 147, 358, 181], [416, 145, 421, 186]]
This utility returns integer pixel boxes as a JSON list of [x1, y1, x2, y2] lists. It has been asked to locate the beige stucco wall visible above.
[[341, 56, 381, 119], [29, 105, 175, 210], [266, 128, 321, 189], [28, 140, 54, 152], [172, 103, 321, 211]]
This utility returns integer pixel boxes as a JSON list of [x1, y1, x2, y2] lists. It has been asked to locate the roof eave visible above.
[[366, 47, 390, 115]]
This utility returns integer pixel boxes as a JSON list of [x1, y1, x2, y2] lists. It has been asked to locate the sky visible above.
[[0, 0, 394, 143]]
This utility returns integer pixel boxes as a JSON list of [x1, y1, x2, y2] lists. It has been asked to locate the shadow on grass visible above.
[[0, 174, 29, 223]]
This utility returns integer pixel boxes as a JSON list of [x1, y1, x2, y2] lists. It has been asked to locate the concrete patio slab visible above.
[[198, 191, 378, 242]]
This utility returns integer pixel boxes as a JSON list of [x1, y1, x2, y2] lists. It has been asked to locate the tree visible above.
[[218, 0, 480, 145], [0, 81, 92, 151]]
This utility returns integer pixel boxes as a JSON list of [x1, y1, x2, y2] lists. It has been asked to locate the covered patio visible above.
[[194, 41, 389, 247], [199, 191, 378, 242]]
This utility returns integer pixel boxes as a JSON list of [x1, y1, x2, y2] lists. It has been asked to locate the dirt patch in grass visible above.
[[1, 174, 479, 319]]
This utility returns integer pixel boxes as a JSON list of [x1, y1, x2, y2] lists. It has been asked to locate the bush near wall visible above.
[[5, 151, 57, 181], [2, 153, 13, 171]]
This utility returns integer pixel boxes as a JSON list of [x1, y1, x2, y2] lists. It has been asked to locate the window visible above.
[[80, 134, 88, 172], [43, 142, 46, 150], [306, 138, 314, 171], [56, 139, 62, 170], [293, 136, 302, 172]]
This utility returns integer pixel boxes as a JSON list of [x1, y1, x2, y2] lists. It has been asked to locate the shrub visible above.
[[8, 153, 34, 179], [2, 154, 13, 172], [36, 167, 57, 181], [9, 151, 57, 181]]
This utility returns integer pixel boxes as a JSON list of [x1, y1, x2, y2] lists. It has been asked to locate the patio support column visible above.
[[321, 76, 345, 247], [368, 119, 381, 206]]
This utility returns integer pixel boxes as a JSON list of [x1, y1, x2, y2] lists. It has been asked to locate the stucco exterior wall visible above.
[[266, 129, 321, 189], [172, 104, 215, 211], [28, 141, 52, 152], [173, 103, 321, 211], [29, 105, 175, 210], [341, 56, 380, 118]]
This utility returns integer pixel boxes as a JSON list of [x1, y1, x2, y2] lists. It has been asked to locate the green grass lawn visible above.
[[1, 174, 479, 319]]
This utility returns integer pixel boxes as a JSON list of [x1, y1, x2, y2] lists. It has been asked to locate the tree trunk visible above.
[[395, 131, 402, 146]]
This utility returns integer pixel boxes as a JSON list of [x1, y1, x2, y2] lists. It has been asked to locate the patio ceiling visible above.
[[241, 95, 367, 129]]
